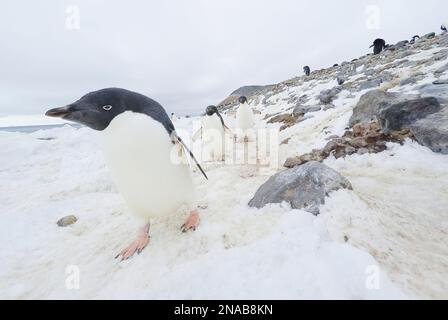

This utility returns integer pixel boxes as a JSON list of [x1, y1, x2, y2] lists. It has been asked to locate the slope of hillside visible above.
[[0, 33, 447, 300], [221, 32, 448, 298]]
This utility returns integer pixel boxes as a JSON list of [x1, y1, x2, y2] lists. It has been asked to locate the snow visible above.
[[321, 142, 448, 299], [0, 114, 68, 127], [2, 35, 448, 300], [0, 121, 407, 299]]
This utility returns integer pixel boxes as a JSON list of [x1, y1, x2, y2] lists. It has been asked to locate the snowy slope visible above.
[[0, 122, 406, 299], [1, 34, 448, 299]]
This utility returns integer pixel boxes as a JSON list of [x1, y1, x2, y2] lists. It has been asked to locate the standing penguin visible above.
[[45, 88, 207, 260], [193, 105, 231, 162], [442, 25, 447, 33], [303, 66, 311, 76], [410, 35, 420, 44], [171, 112, 178, 122], [370, 38, 386, 55], [236, 96, 255, 141]]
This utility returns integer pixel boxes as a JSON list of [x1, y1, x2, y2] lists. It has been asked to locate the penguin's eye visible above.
[[102, 105, 113, 111]]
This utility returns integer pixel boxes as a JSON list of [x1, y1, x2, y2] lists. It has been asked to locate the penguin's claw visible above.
[[116, 224, 150, 261], [181, 211, 200, 233], [116, 235, 150, 261]]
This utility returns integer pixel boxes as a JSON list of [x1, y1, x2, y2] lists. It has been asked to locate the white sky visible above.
[[1, 0, 447, 116]]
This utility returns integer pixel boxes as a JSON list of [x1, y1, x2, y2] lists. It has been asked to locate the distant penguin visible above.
[[193, 105, 231, 162], [442, 25, 447, 33], [236, 96, 255, 141], [410, 35, 420, 44], [45, 88, 207, 260], [171, 112, 178, 122], [370, 38, 386, 55], [303, 66, 311, 76]]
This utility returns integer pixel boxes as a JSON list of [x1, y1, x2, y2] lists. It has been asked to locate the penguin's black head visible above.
[[238, 96, 247, 104], [205, 105, 218, 116], [45, 88, 169, 131]]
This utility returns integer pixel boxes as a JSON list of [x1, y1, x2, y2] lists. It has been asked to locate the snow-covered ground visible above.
[[0, 119, 407, 299], [0, 114, 68, 127], [2, 35, 448, 300]]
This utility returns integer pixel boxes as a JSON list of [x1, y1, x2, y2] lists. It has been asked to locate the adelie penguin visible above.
[[370, 38, 386, 55], [192, 105, 232, 162], [442, 25, 447, 33], [410, 35, 420, 44], [46, 88, 207, 260], [303, 66, 311, 76], [236, 96, 255, 142]]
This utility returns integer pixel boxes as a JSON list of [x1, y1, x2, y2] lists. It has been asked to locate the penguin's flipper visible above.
[[171, 132, 208, 180], [224, 126, 234, 136]]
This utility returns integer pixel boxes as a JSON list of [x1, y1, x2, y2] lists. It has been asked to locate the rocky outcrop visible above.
[[292, 105, 321, 116], [379, 97, 441, 133], [319, 87, 342, 104], [284, 122, 414, 168], [411, 107, 448, 154], [349, 90, 418, 127], [249, 161, 352, 215]]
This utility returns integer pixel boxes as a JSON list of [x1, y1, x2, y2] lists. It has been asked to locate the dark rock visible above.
[[292, 105, 321, 116], [349, 90, 415, 127], [267, 114, 296, 125], [417, 83, 448, 104], [359, 78, 383, 90], [434, 63, 448, 74], [57, 215, 78, 227], [357, 148, 370, 155], [379, 97, 441, 133], [411, 107, 448, 154], [423, 32, 436, 39], [319, 87, 342, 104], [249, 162, 352, 215], [433, 80, 448, 85], [400, 74, 424, 86]]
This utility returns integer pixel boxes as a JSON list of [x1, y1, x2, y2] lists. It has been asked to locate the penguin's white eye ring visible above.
[[102, 105, 113, 111]]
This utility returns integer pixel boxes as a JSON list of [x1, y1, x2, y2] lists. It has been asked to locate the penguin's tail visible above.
[[172, 133, 208, 180]]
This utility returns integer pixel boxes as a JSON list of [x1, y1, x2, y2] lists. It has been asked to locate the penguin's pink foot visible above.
[[181, 210, 200, 233], [116, 224, 150, 261]]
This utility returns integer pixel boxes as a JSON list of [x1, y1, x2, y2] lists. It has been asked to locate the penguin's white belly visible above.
[[236, 104, 254, 131], [100, 111, 194, 219], [202, 115, 225, 160]]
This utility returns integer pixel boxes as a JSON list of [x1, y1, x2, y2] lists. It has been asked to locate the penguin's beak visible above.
[[45, 106, 72, 118]]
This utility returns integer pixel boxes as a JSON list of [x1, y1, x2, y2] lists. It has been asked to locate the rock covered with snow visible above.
[[249, 161, 352, 215]]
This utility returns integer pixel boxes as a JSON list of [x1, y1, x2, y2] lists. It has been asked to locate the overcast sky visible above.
[[1, 0, 447, 117]]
